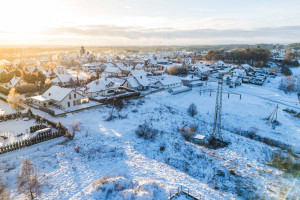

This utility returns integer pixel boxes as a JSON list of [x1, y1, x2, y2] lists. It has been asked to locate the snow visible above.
[[0, 67, 299, 200], [0, 100, 14, 114]]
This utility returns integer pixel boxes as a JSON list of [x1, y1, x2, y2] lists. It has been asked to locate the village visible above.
[[0, 45, 299, 200]]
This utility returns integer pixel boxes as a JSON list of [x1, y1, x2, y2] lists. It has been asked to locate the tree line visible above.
[[204, 47, 271, 67]]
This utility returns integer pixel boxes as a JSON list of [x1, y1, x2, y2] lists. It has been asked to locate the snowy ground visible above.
[[0, 71, 299, 200], [0, 100, 15, 115], [0, 119, 36, 147]]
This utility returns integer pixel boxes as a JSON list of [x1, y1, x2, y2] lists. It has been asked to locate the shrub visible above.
[[281, 65, 292, 76], [135, 123, 158, 140], [17, 159, 41, 199], [0, 176, 10, 200], [180, 125, 196, 141], [15, 84, 41, 94], [294, 112, 300, 118], [0, 85, 9, 95], [187, 103, 198, 117], [283, 108, 297, 114], [278, 76, 300, 93], [166, 66, 188, 76]]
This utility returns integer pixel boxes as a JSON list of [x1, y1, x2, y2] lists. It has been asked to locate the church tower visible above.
[[80, 46, 85, 56]]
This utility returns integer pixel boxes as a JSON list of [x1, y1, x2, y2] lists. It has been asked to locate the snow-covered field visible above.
[[0, 72, 299, 200]]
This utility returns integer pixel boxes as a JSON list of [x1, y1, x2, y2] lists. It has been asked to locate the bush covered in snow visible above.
[[278, 76, 300, 93], [83, 176, 168, 200], [135, 123, 158, 140], [179, 125, 196, 141], [0, 176, 10, 200], [187, 103, 198, 117]]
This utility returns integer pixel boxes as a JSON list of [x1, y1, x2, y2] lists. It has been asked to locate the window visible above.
[[73, 101, 76, 106], [74, 94, 76, 98], [69, 94, 71, 99], [68, 102, 70, 107]]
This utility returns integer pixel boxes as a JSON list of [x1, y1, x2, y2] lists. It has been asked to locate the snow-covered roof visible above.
[[232, 69, 246, 76], [135, 77, 150, 87], [86, 79, 118, 93], [194, 134, 205, 140], [51, 74, 73, 83], [129, 70, 147, 77], [195, 65, 212, 73], [213, 60, 225, 66], [156, 76, 182, 86], [41, 86, 73, 102], [134, 64, 144, 70], [104, 65, 120, 73], [6, 76, 21, 88], [126, 77, 141, 88], [0, 69, 8, 74], [241, 64, 252, 70]]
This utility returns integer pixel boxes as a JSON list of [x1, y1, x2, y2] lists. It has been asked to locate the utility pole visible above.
[[211, 73, 224, 140]]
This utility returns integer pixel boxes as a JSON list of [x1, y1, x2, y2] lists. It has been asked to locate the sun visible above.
[[0, 0, 67, 37]]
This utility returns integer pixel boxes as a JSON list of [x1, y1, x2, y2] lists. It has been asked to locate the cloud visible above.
[[44, 24, 300, 41], [189, 8, 216, 12]]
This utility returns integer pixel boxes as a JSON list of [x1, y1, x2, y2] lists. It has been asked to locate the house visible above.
[[103, 64, 122, 77], [154, 76, 182, 88], [83, 79, 119, 98], [51, 74, 73, 86], [225, 76, 242, 87], [128, 70, 147, 78], [5, 76, 27, 88], [232, 69, 246, 77], [212, 60, 226, 67], [123, 76, 150, 91], [181, 76, 203, 87], [28, 86, 88, 109], [194, 65, 213, 76], [55, 65, 68, 74], [241, 64, 253, 72]]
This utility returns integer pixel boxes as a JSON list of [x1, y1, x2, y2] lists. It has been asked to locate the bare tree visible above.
[[7, 88, 23, 112], [67, 119, 82, 139], [0, 175, 10, 200], [17, 159, 41, 199], [187, 103, 198, 117]]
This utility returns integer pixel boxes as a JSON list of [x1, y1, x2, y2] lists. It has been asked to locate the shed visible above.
[[193, 134, 206, 145]]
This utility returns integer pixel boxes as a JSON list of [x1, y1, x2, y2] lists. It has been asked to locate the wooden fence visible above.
[[0, 130, 65, 154], [0, 111, 67, 154], [170, 187, 201, 200]]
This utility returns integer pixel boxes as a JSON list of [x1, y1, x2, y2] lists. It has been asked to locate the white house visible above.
[[232, 69, 246, 77], [154, 76, 182, 88], [28, 85, 88, 109], [51, 74, 74, 86], [123, 75, 150, 91], [83, 79, 119, 98], [194, 65, 213, 76], [55, 65, 68, 74], [103, 64, 122, 77]]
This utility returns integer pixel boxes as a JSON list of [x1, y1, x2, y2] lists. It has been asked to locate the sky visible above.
[[0, 0, 300, 46]]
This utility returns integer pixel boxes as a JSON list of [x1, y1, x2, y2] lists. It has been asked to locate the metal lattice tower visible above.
[[211, 74, 224, 139]]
